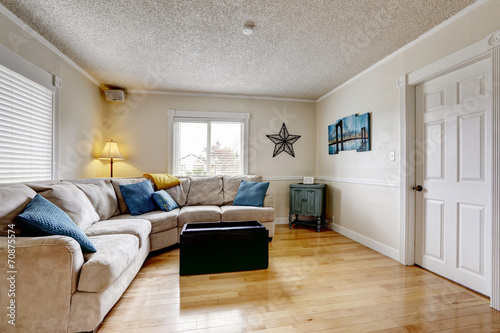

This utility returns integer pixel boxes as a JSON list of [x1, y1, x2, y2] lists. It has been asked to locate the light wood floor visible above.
[[99, 225, 500, 332]]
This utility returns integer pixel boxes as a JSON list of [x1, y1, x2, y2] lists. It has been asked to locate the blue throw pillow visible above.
[[232, 180, 270, 207], [119, 181, 157, 216], [17, 194, 97, 253], [152, 190, 179, 212]]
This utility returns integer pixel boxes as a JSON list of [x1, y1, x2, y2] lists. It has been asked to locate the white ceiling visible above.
[[0, 0, 477, 100]]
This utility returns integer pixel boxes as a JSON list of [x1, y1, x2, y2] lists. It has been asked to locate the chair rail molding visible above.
[[316, 176, 399, 188]]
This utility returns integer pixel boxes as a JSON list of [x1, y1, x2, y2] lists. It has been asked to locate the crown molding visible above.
[[317, 0, 491, 102], [0, 4, 100, 87], [126, 89, 316, 103]]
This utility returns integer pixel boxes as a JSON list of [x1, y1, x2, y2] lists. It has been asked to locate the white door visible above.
[[415, 58, 492, 296]]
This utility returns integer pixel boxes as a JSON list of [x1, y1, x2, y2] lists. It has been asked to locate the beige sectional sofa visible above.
[[0, 175, 274, 333]]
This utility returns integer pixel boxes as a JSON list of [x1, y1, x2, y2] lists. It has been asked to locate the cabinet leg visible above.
[[316, 216, 321, 232], [289, 213, 292, 229]]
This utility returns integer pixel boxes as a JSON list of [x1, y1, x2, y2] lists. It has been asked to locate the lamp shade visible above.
[[98, 140, 124, 160]]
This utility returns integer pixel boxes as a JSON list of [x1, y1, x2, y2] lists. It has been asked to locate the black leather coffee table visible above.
[[179, 221, 269, 276]]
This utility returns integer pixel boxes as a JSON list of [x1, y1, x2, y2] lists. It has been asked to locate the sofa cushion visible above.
[[152, 190, 179, 212], [186, 176, 223, 206], [178, 206, 221, 229], [84, 219, 151, 247], [110, 209, 179, 234], [111, 177, 149, 214], [17, 194, 97, 252], [220, 205, 275, 223], [74, 180, 119, 220], [79, 234, 139, 292], [27, 182, 100, 230], [0, 184, 37, 235], [119, 181, 157, 216], [222, 175, 262, 204], [233, 180, 270, 207], [165, 177, 191, 207]]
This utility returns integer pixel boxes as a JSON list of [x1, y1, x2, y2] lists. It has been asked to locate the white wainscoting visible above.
[[271, 176, 400, 262]]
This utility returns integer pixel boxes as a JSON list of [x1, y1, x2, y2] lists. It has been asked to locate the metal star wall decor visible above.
[[266, 123, 301, 158]]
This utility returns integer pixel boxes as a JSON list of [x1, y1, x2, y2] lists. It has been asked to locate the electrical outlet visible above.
[[390, 151, 395, 161]]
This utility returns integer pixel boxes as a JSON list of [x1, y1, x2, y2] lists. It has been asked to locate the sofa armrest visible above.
[[0, 235, 84, 331], [263, 195, 275, 208]]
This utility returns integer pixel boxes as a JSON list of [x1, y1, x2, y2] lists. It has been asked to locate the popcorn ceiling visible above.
[[0, 0, 475, 100]]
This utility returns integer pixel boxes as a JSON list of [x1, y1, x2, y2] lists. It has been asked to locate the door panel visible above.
[[425, 121, 445, 180], [458, 75, 486, 103], [423, 199, 445, 262], [415, 58, 492, 296], [290, 188, 303, 215], [304, 189, 318, 215], [458, 112, 485, 182], [458, 203, 485, 276], [424, 89, 445, 111]]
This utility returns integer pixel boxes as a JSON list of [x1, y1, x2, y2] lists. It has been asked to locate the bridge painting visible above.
[[328, 112, 370, 155]]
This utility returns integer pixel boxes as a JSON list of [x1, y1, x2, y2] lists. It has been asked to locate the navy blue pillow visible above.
[[119, 181, 157, 216], [152, 190, 179, 212], [17, 194, 97, 253], [232, 180, 270, 207]]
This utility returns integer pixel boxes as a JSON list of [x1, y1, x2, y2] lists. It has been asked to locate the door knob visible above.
[[412, 185, 423, 192]]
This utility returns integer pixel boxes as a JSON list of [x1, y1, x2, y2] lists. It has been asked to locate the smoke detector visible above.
[[243, 23, 254, 35]]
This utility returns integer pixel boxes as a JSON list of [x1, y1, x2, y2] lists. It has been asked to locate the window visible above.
[[0, 44, 56, 183], [168, 110, 249, 176]]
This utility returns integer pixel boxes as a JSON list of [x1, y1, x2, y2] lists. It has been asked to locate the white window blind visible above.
[[0, 63, 54, 183], [169, 110, 249, 176]]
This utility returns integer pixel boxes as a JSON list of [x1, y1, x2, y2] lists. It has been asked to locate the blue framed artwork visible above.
[[328, 112, 370, 155]]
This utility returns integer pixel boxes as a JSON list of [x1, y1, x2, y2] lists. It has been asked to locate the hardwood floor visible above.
[[99, 225, 500, 332]]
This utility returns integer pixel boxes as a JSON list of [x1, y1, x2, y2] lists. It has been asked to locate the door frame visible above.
[[398, 29, 500, 309]]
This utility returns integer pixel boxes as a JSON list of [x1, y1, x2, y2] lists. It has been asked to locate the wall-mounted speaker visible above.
[[105, 89, 126, 102]]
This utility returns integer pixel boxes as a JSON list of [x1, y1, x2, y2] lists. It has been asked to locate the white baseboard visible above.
[[328, 222, 399, 261], [275, 217, 399, 262]]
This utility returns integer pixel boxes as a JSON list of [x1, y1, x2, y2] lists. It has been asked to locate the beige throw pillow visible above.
[[0, 184, 37, 235], [74, 180, 119, 220], [165, 177, 191, 207], [186, 176, 224, 206], [27, 182, 100, 231]]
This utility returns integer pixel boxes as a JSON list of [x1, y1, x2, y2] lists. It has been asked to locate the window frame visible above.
[[0, 43, 58, 183], [168, 110, 250, 176]]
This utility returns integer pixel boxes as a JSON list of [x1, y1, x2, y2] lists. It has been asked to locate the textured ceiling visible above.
[[0, 0, 476, 100]]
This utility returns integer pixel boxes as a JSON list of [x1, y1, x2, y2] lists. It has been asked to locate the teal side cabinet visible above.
[[289, 183, 327, 232]]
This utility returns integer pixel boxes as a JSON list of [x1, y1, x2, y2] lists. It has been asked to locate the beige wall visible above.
[[0, 11, 105, 180], [102, 94, 316, 218], [2, 0, 500, 251], [316, 0, 500, 254]]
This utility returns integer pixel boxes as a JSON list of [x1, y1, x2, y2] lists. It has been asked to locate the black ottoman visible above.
[[180, 221, 269, 276]]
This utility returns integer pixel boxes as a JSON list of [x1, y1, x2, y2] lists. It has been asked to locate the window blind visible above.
[[0, 63, 53, 183]]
